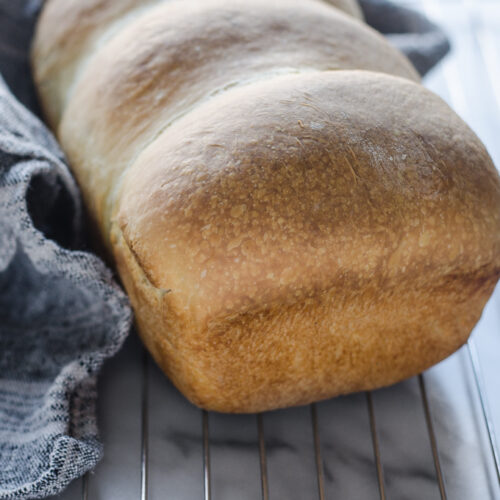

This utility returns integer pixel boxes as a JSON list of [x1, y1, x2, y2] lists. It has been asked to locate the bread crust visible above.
[[54, 0, 417, 241], [31, 0, 500, 412], [114, 72, 500, 412], [32, 0, 365, 128], [114, 223, 498, 412]]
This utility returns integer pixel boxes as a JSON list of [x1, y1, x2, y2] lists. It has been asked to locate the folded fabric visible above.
[[0, 3, 132, 497], [358, 0, 450, 76], [0, 73, 132, 499], [0, 0, 449, 498]]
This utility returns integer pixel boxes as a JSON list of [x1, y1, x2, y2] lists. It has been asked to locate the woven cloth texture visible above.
[[0, 1, 449, 498]]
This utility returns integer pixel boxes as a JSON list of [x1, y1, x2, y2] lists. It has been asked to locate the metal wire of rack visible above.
[[49, 0, 500, 498]]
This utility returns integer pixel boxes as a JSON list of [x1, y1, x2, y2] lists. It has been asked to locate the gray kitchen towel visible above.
[[358, 0, 450, 76], [0, 71, 133, 500], [0, 3, 132, 500], [0, 0, 449, 499]]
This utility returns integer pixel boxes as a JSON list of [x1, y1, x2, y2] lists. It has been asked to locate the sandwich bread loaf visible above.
[[32, 0, 500, 412]]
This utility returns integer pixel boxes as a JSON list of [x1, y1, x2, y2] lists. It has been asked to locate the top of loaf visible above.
[[33, 0, 418, 243], [31, 0, 365, 129], [114, 70, 500, 327]]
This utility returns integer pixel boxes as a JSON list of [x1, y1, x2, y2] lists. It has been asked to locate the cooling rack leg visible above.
[[81, 474, 88, 500], [257, 414, 270, 500], [366, 391, 387, 500], [466, 340, 500, 485], [311, 403, 325, 500], [140, 349, 149, 500], [202, 410, 212, 500], [418, 373, 448, 500]]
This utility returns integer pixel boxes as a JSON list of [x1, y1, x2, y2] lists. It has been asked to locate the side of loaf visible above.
[[32, 0, 500, 412]]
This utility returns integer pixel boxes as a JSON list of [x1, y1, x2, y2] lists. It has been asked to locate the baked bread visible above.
[[32, 0, 500, 412]]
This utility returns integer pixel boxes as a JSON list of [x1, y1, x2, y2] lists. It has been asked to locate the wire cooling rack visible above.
[[48, 0, 500, 498]]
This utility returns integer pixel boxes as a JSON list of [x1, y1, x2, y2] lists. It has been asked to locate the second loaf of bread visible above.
[[32, 0, 500, 412]]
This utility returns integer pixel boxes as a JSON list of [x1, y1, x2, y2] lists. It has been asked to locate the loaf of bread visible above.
[[32, 0, 500, 412]]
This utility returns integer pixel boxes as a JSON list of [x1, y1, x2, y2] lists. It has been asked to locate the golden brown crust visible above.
[[117, 72, 500, 324], [111, 71, 500, 411], [31, 0, 500, 413], [114, 221, 498, 412], [55, 0, 417, 242], [32, 0, 156, 127], [31, 0, 364, 128]]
